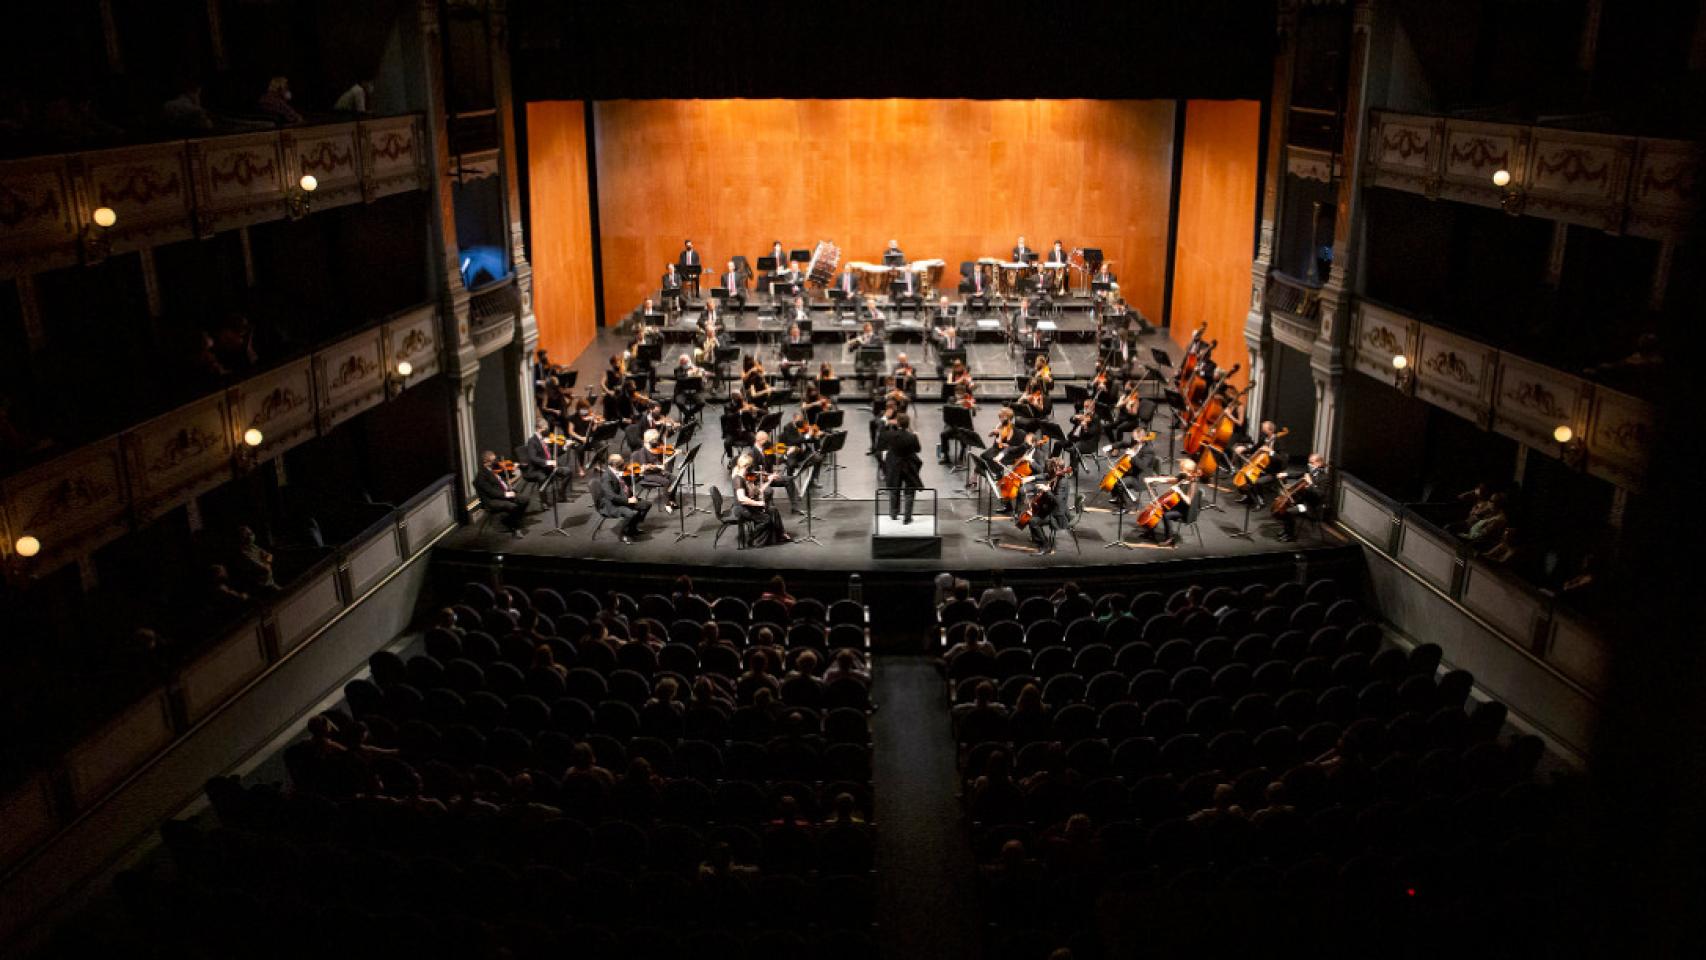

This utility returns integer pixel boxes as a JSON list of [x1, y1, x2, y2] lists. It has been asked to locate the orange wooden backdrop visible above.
[[524, 100, 598, 365], [587, 99, 1177, 331], [1169, 99, 1261, 389]]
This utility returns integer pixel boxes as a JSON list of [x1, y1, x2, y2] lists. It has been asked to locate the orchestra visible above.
[[515, 239, 1325, 556]]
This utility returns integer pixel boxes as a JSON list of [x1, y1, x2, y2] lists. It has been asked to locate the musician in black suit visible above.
[[1025, 456, 1072, 553], [1011, 236, 1032, 262], [1276, 454, 1329, 542], [678, 239, 700, 268], [880, 412, 924, 523], [722, 260, 746, 310], [847, 318, 882, 389], [661, 264, 683, 312], [775, 260, 804, 302], [475, 451, 530, 534], [893, 266, 923, 319], [591, 453, 650, 542], [963, 264, 992, 315], [521, 419, 564, 503], [1046, 240, 1068, 264], [1009, 296, 1037, 342], [832, 265, 860, 321], [883, 239, 905, 266]]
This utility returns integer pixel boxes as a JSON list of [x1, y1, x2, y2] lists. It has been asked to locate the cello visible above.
[[1099, 431, 1158, 492], [1270, 472, 1314, 516], [1232, 428, 1289, 489]]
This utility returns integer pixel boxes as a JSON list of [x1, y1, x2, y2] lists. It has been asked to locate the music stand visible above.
[[714, 346, 742, 389], [665, 459, 697, 542], [940, 402, 978, 481], [783, 341, 813, 364], [791, 452, 826, 545], [939, 347, 966, 372], [818, 430, 849, 499], [636, 342, 663, 367], [680, 263, 702, 298], [1064, 383, 1089, 407], [968, 456, 1005, 548], [819, 378, 842, 403], [757, 410, 782, 435], [1103, 476, 1143, 549], [857, 345, 885, 384], [789, 249, 811, 266]]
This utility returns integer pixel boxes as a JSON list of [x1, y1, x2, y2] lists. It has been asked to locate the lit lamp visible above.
[[1491, 168, 1523, 214], [387, 359, 414, 398], [286, 173, 318, 219], [1391, 353, 1412, 390], [1554, 424, 1586, 468], [14, 535, 41, 559], [396, 360, 413, 377], [82, 206, 116, 264], [244, 427, 265, 447]]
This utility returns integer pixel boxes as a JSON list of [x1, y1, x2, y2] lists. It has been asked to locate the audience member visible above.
[[332, 79, 375, 114], [979, 571, 1017, 608], [162, 79, 215, 133], [258, 76, 303, 125]]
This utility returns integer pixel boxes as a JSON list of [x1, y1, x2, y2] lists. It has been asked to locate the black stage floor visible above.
[[456, 392, 1345, 573]]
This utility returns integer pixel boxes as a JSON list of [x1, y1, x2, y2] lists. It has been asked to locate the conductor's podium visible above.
[[872, 489, 941, 559]]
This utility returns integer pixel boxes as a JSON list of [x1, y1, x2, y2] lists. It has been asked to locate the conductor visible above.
[[880, 412, 924, 523]]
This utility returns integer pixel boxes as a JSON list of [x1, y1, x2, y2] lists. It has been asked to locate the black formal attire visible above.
[[1011, 244, 1032, 263], [475, 467, 529, 532], [591, 466, 650, 537], [880, 427, 924, 521], [633, 444, 674, 497], [883, 246, 905, 267], [732, 475, 787, 545], [1026, 482, 1070, 549], [661, 271, 683, 310], [1278, 465, 1329, 539], [679, 247, 701, 295], [893, 269, 923, 318], [672, 367, 704, 422], [962, 268, 992, 314], [748, 443, 799, 512], [832, 271, 860, 321], [521, 433, 562, 502], [722, 271, 745, 309]]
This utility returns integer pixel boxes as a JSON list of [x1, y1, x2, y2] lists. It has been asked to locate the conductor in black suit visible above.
[[475, 451, 529, 535], [880, 413, 924, 523], [591, 453, 650, 542]]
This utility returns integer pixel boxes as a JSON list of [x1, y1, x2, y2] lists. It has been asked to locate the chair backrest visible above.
[[710, 486, 727, 519], [1184, 488, 1203, 523]]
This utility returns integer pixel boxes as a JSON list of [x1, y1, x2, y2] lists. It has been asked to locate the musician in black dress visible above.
[[749, 431, 800, 514], [600, 356, 630, 422], [1142, 460, 1199, 547], [1275, 454, 1329, 542], [880, 412, 924, 523], [732, 453, 790, 545], [475, 451, 529, 534]]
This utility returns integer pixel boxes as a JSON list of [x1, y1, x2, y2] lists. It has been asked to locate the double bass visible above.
[[1232, 428, 1289, 488], [1180, 366, 1241, 477]]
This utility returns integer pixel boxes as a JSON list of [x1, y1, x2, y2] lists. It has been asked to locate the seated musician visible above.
[[1224, 403, 1257, 453], [780, 411, 815, 451], [785, 294, 811, 331], [893, 266, 923, 318], [814, 363, 840, 409], [799, 382, 833, 428], [729, 387, 761, 437], [776, 258, 804, 301], [1137, 461, 1200, 547], [538, 375, 568, 430], [748, 431, 799, 513], [932, 296, 956, 330], [722, 260, 746, 310], [1012, 236, 1032, 262], [832, 264, 861, 321], [600, 356, 630, 422], [591, 453, 650, 543], [1107, 433, 1161, 502], [883, 238, 905, 266], [1233, 421, 1288, 506], [564, 399, 596, 476], [699, 297, 722, 336], [996, 432, 1046, 515], [893, 353, 918, 397], [1088, 368, 1116, 408], [1016, 377, 1048, 420], [475, 451, 530, 535], [779, 323, 811, 382], [1111, 382, 1154, 443], [935, 321, 964, 361], [732, 453, 790, 545], [1026, 455, 1073, 554], [741, 356, 773, 409], [661, 263, 683, 312], [521, 418, 564, 500], [936, 381, 978, 464], [948, 360, 975, 401], [982, 407, 1018, 466], [693, 327, 722, 374], [1046, 240, 1068, 265], [1095, 262, 1117, 284], [632, 428, 679, 512], [671, 354, 705, 423], [869, 377, 898, 451], [847, 320, 882, 388], [1275, 453, 1329, 542], [1009, 296, 1037, 341], [963, 264, 992, 313], [768, 240, 787, 274]]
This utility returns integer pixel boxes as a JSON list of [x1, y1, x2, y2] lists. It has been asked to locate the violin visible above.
[[991, 421, 1014, 445], [494, 460, 521, 483], [1099, 431, 1157, 492], [649, 443, 676, 457], [765, 441, 790, 457], [1232, 428, 1289, 488], [547, 433, 569, 447]]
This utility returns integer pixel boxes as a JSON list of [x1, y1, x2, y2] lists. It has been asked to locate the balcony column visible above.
[[1243, 0, 1300, 427], [1310, 0, 1375, 463], [490, 0, 538, 434], [410, 0, 479, 500]]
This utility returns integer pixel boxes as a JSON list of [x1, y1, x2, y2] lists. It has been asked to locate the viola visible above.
[[1232, 428, 1290, 488]]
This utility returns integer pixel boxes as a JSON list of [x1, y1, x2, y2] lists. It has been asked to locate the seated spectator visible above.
[[209, 312, 259, 377], [823, 791, 867, 826], [1483, 527, 1523, 567], [979, 571, 1017, 608], [206, 563, 249, 608], [738, 649, 782, 702], [671, 574, 699, 603], [696, 841, 759, 883], [162, 79, 214, 133], [1448, 483, 1495, 535], [952, 680, 1008, 725], [1008, 682, 1051, 743], [934, 571, 957, 607], [258, 76, 303, 125], [430, 606, 463, 635], [688, 675, 734, 713], [760, 575, 796, 610], [232, 525, 277, 592], [641, 677, 685, 729], [332, 79, 375, 114], [1049, 580, 1085, 608], [611, 757, 662, 819], [562, 742, 614, 791], [769, 793, 813, 829], [531, 643, 568, 680], [823, 648, 871, 685], [1249, 781, 1296, 826], [1040, 813, 1102, 876], [1187, 783, 1245, 825], [939, 578, 979, 625], [1463, 493, 1508, 550]]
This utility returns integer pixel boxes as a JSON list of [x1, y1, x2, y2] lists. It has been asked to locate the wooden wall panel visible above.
[[1170, 99, 1262, 389], [524, 101, 597, 365], [589, 99, 1177, 328]]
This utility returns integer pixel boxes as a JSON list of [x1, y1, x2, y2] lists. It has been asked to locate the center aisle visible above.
[[871, 656, 982, 960]]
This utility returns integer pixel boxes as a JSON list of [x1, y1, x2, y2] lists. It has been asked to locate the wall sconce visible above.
[[286, 174, 318, 220], [386, 360, 414, 399], [1491, 168, 1524, 215], [1391, 353, 1412, 391], [244, 427, 265, 448], [14, 535, 41, 559], [236, 426, 265, 470], [1554, 424, 1586, 469], [81, 206, 116, 265]]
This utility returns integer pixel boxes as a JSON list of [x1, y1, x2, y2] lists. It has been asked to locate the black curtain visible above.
[[511, 0, 1274, 102]]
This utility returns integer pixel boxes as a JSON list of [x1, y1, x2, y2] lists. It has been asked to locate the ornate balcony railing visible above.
[[0, 114, 428, 279], [1266, 270, 1323, 351]]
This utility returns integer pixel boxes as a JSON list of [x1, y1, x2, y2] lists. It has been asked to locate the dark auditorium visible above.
[[2, 1, 1701, 958]]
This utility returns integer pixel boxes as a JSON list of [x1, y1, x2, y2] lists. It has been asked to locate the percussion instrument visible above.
[[998, 262, 1034, 297], [1068, 247, 1089, 275], [854, 262, 891, 294], [807, 240, 841, 286], [909, 259, 946, 298]]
